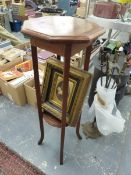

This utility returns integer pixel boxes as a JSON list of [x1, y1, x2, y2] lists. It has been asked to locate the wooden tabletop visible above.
[[22, 16, 105, 43]]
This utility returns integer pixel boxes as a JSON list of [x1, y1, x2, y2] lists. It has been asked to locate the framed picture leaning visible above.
[[41, 58, 91, 126]]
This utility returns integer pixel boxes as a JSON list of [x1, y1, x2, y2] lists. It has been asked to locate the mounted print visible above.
[[41, 58, 91, 126]]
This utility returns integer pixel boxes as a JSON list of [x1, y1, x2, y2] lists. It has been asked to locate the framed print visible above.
[[49, 72, 77, 110], [41, 58, 91, 126]]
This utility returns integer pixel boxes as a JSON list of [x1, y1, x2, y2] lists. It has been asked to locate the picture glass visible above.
[[49, 72, 77, 110]]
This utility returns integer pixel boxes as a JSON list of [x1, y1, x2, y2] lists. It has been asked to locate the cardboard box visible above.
[[24, 78, 44, 107], [76, 7, 85, 18], [0, 78, 27, 106], [24, 64, 45, 107], [12, 3, 25, 16], [15, 42, 55, 64], [15, 41, 30, 50], [0, 57, 22, 93], [15, 42, 32, 61], [0, 59, 31, 106], [0, 57, 23, 71], [24, 78, 37, 106]]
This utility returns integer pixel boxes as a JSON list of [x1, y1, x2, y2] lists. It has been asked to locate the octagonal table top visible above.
[[22, 16, 105, 43]]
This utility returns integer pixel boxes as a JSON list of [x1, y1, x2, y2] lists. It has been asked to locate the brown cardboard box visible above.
[[24, 78, 37, 106], [24, 78, 44, 107], [0, 59, 31, 106], [15, 41, 41, 53], [24, 64, 45, 107], [76, 7, 85, 18], [0, 57, 23, 71], [15, 41, 30, 50], [0, 79, 7, 97], [0, 78, 27, 105], [0, 76, 30, 106], [0, 57, 22, 93], [15, 42, 55, 64], [15, 42, 32, 61], [12, 3, 25, 16]]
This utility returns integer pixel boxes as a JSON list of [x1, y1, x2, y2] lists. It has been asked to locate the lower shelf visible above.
[[43, 111, 68, 128]]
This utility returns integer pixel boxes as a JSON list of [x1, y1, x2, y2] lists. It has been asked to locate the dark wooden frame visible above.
[[41, 58, 91, 126]]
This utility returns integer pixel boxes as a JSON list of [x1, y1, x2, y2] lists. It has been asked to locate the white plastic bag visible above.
[[93, 77, 125, 135], [96, 76, 117, 106]]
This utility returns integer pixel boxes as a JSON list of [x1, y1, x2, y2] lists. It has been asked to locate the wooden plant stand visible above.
[[22, 16, 104, 165]]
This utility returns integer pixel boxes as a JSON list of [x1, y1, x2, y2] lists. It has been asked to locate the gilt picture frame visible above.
[[41, 58, 91, 126]]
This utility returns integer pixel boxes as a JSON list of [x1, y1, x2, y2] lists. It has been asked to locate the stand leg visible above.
[[82, 44, 102, 139], [76, 45, 92, 139], [76, 114, 82, 140], [84, 45, 92, 70], [60, 44, 71, 165], [31, 45, 44, 145]]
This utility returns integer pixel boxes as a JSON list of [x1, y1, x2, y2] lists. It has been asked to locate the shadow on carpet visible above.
[[0, 142, 46, 175]]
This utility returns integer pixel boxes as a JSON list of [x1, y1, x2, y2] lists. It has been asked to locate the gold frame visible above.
[[49, 72, 77, 110], [41, 58, 91, 126]]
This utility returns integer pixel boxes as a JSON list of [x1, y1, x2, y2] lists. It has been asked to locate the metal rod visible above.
[[105, 56, 109, 88], [107, 68, 114, 88], [100, 52, 103, 86], [111, 80, 116, 89]]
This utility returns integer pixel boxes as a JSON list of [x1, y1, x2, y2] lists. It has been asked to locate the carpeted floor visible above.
[[0, 142, 46, 175]]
